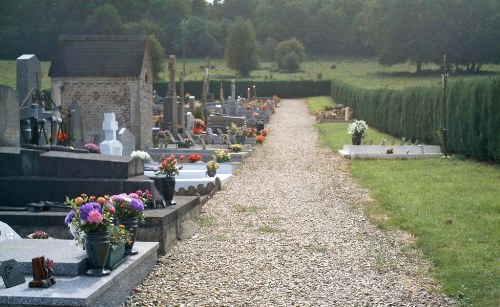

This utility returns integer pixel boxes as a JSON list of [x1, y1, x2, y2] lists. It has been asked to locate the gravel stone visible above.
[[124, 99, 455, 307]]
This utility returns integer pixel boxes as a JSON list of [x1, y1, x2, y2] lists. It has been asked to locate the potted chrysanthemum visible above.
[[347, 120, 368, 145], [153, 154, 183, 207], [206, 160, 219, 177], [110, 192, 146, 255], [64, 194, 115, 276]]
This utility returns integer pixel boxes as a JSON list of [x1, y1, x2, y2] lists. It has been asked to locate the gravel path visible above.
[[125, 99, 454, 306]]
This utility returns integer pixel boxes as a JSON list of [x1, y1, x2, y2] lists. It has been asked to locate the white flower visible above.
[[348, 120, 368, 136], [131, 151, 153, 162]]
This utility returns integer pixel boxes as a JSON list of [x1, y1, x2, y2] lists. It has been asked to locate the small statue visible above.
[[28, 256, 56, 288]]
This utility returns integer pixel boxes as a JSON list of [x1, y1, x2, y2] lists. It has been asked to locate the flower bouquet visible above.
[[347, 119, 368, 145], [26, 231, 50, 239], [110, 192, 146, 255], [85, 143, 100, 153], [206, 160, 219, 177], [64, 194, 115, 235], [229, 143, 243, 152], [213, 149, 231, 163], [188, 154, 203, 163], [192, 119, 206, 134], [153, 154, 182, 207], [110, 193, 146, 224], [155, 154, 183, 177], [131, 150, 153, 163], [256, 135, 266, 144], [64, 194, 116, 276]]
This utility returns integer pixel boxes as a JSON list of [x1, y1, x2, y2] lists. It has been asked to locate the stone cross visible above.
[[219, 83, 224, 113], [162, 55, 178, 133], [99, 113, 123, 156], [178, 70, 185, 130]]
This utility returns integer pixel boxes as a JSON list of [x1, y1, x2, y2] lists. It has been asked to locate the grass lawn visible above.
[[309, 96, 500, 306], [2, 57, 500, 91]]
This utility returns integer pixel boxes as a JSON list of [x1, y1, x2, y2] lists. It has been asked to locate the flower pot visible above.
[[352, 135, 362, 145], [105, 243, 126, 270], [153, 176, 176, 207], [118, 217, 139, 255], [85, 231, 111, 276], [207, 169, 216, 177]]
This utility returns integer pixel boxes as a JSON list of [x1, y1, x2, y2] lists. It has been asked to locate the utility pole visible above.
[[441, 54, 449, 158]]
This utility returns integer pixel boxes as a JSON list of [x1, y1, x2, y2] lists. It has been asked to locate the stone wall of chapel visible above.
[[58, 78, 135, 144]]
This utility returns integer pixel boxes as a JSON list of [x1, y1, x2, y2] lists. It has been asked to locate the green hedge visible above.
[[331, 78, 500, 162], [154, 80, 331, 99]]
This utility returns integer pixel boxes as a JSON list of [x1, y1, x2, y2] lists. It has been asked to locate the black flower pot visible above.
[[352, 135, 362, 145], [118, 217, 139, 255], [85, 231, 111, 276], [207, 169, 216, 177], [153, 176, 176, 207]]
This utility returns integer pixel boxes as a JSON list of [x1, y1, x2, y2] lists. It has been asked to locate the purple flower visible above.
[[130, 198, 144, 212], [64, 210, 75, 225], [79, 202, 102, 222]]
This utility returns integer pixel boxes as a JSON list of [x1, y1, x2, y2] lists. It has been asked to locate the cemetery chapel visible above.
[[49, 35, 153, 150]]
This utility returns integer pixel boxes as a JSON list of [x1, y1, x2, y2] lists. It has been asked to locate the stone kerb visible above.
[[338, 145, 441, 159]]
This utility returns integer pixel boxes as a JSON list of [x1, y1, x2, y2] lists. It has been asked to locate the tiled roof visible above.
[[49, 35, 148, 78]]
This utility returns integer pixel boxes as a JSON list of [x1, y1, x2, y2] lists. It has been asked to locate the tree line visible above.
[[0, 0, 499, 74]]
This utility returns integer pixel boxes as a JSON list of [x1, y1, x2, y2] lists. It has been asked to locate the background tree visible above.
[[84, 4, 124, 34], [275, 38, 305, 71], [182, 17, 218, 57], [224, 18, 259, 77], [357, 0, 446, 73], [148, 35, 167, 80]]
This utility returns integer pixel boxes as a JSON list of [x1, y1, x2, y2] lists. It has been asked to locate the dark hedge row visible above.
[[331, 78, 500, 162], [153, 80, 331, 99]]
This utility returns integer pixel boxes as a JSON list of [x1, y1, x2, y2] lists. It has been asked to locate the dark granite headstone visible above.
[[0, 85, 20, 147], [69, 100, 84, 144], [0, 259, 26, 288]]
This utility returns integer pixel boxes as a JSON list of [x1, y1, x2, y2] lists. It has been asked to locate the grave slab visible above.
[[0, 241, 158, 307]]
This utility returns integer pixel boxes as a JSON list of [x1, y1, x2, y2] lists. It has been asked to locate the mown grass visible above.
[[2, 58, 500, 91], [310, 96, 500, 306]]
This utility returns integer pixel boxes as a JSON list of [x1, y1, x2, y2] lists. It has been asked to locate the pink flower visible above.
[[87, 211, 103, 224], [128, 193, 139, 199], [136, 190, 143, 197]]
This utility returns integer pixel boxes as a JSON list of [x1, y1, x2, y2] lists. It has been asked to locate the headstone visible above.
[[0, 222, 22, 241], [186, 112, 194, 132], [188, 96, 195, 111], [0, 259, 26, 288], [227, 100, 237, 117], [0, 85, 20, 147], [118, 128, 136, 156], [162, 55, 177, 133], [16, 54, 41, 120], [345, 107, 350, 121], [69, 100, 84, 145], [99, 113, 123, 156], [219, 83, 224, 112], [230, 80, 236, 102]]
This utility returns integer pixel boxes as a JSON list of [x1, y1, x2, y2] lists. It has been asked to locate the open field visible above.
[[2, 58, 500, 92], [309, 96, 500, 307]]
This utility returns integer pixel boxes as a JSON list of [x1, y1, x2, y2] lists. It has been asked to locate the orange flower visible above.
[[75, 197, 84, 206]]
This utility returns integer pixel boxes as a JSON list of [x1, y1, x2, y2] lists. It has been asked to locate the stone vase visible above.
[[153, 176, 176, 207], [352, 134, 362, 145], [118, 217, 139, 255], [207, 169, 217, 177], [84, 231, 111, 276]]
